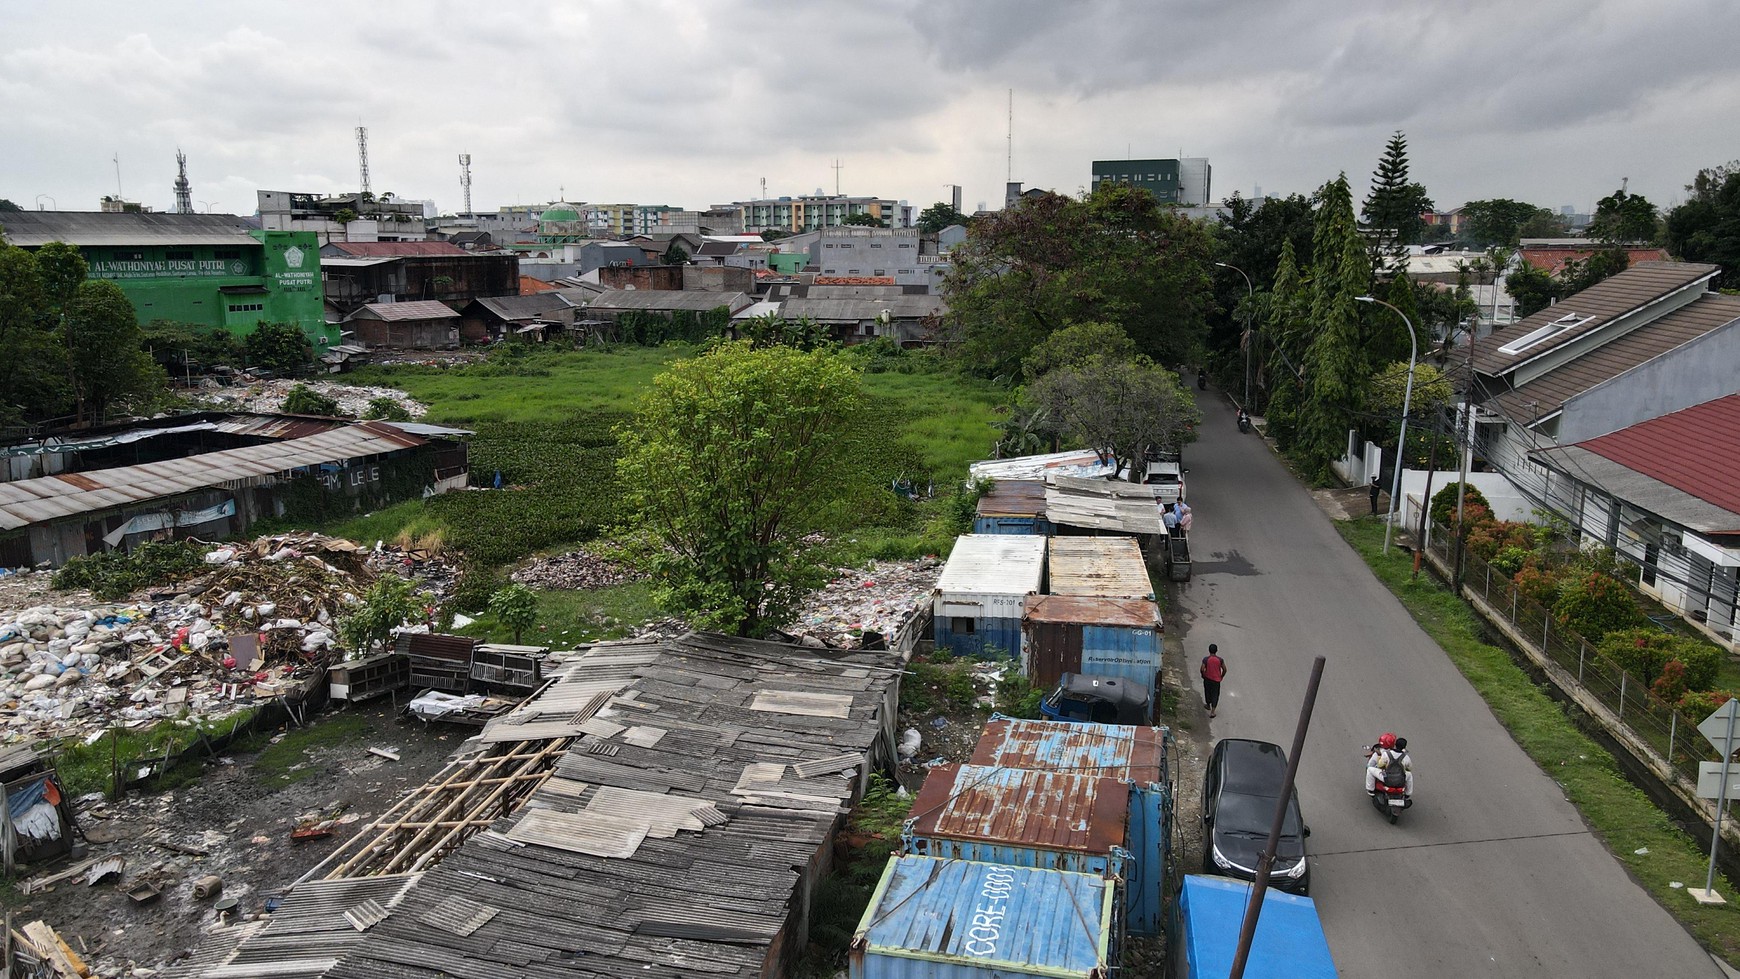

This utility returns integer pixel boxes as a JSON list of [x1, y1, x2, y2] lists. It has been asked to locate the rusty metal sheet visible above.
[[1024, 595, 1161, 628], [975, 478, 1047, 518], [908, 764, 1128, 854], [971, 716, 1167, 786]]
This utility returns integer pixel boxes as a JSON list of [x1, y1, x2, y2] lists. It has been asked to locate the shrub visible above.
[[1431, 482, 1490, 525], [245, 321, 313, 374], [1553, 570, 1644, 642], [1490, 546, 1532, 579], [1513, 561, 1562, 607], [363, 396, 411, 421], [282, 383, 342, 416], [1672, 637, 1724, 691], [1679, 689, 1735, 720], [51, 540, 206, 601], [1653, 659, 1690, 704], [1600, 627, 1676, 688], [488, 583, 539, 644]]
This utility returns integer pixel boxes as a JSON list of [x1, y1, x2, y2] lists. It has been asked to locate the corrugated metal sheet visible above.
[[934, 614, 1025, 660], [934, 534, 1047, 598], [972, 717, 1167, 787], [349, 300, 460, 322], [1178, 875, 1338, 979], [1044, 474, 1165, 535], [907, 764, 1128, 856], [1026, 595, 1160, 629], [974, 479, 1048, 533], [589, 289, 754, 313], [969, 449, 1117, 482], [0, 423, 426, 532], [1048, 537, 1155, 600], [851, 855, 1114, 979], [0, 210, 257, 247]]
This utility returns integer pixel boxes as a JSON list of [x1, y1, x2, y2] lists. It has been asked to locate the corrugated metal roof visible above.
[[854, 855, 1113, 977], [908, 764, 1129, 854], [1048, 537, 1155, 600], [588, 289, 754, 313], [934, 534, 1047, 596], [316, 256, 398, 268], [465, 294, 576, 321], [1534, 393, 1740, 532], [976, 478, 1047, 518], [1488, 293, 1740, 424], [1045, 474, 1165, 534], [348, 300, 459, 322], [1025, 594, 1162, 629], [972, 716, 1167, 785], [969, 449, 1117, 482], [0, 210, 258, 247], [162, 874, 421, 979], [780, 295, 943, 323], [325, 241, 470, 257], [1472, 262, 1719, 377], [0, 423, 425, 532]]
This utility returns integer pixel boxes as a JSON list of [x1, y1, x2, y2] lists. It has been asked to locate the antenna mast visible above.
[[356, 126, 371, 196], [1006, 89, 1013, 182], [832, 159, 843, 196], [458, 153, 473, 215], [113, 153, 124, 199], [173, 150, 193, 214]]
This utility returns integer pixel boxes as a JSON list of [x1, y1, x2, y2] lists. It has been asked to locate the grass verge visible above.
[[454, 582, 660, 646], [1337, 516, 1740, 965], [55, 708, 258, 798], [248, 711, 377, 788]]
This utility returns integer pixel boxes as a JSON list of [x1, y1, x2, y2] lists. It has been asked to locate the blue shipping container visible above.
[[1174, 875, 1339, 979], [1023, 595, 1163, 697], [851, 855, 1116, 979]]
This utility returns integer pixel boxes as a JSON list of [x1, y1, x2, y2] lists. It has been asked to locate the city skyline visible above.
[[5, 0, 1738, 218]]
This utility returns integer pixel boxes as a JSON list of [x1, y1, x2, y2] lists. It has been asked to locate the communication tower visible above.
[[356, 126, 371, 197], [459, 153, 473, 215], [173, 150, 193, 214]]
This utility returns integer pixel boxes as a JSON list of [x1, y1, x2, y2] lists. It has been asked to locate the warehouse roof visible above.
[[0, 210, 258, 248], [464, 294, 577, 322], [779, 295, 944, 323], [0, 422, 425, 532]]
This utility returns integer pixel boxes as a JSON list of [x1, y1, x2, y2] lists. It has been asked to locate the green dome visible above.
[[539, 204, 581, 223]]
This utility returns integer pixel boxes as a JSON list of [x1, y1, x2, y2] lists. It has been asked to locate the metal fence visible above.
[[1420, 520, 1715, 793]]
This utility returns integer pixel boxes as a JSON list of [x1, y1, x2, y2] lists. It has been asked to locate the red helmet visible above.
[[1378, 732, 1398, 750]]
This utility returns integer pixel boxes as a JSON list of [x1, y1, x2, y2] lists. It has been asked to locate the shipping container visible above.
[[903, 763, 1168, 938], [1047, 537, 1155, 601], [972, 479, 1052, 536], [971, 716, 1173, 936], [851, 854, 1117, 979], [1173, 874, 1339, 978], [1023, 595, 1163, 697], [932, 534, 1047, 659]]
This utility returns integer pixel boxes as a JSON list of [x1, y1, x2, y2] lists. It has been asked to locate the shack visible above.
[[850, 854, 1117, 979], [1, 745, 77, 874], [972, 715, 1173, 936], [1023, 594, 1163, 697], [344, 300, 462, 349], [1047, 536, 1155, 601], [1175, 874, 1339, 978], [1043, 473, 1167, 560], [932, 534, 1047, 658], [972, 478, 1050, 536], [903, 763, 1165, 939]]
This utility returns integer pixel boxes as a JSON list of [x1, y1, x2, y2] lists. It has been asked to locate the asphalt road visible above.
[[1172, 387, 1725, 977]]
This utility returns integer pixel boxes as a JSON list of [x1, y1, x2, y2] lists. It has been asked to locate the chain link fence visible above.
[[1420, 521, 1715, 790]]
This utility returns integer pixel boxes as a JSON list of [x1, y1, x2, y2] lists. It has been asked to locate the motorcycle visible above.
[[1364, 745, 1413, 824], [1237, 410, 1251, 434], [1197, 369, 1208, 391]]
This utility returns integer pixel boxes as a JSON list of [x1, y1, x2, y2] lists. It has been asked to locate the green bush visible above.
[[1513, 562, 1562, 607], [1431, 481, 1489, 525], [488, 583, 539, 644], [1553, 570, 1644, 642], [52, 540, 206, 600], [1490, 546, 1532, 579], [1600, 627, 1677, 688], [363, 396, 411, 421], [282, 383, 342, 417]]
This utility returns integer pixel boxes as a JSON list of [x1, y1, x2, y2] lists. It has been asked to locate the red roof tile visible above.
[[519, 275, 558, 294], [1520, 246, 1666, 275], [327, 241, 470, 257], [1573, 394, 1740, 515]]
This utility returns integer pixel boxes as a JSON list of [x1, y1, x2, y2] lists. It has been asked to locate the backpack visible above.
[[1382, 752, 1408, 788]]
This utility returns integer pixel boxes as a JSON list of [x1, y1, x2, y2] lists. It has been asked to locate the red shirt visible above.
[[1201, 654, 1226, 682]]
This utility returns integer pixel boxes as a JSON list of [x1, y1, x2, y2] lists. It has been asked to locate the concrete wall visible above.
[[1559, 323, 1740, 442]]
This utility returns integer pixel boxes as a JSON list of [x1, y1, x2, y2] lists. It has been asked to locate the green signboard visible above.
[[89, 258, 251, 279]]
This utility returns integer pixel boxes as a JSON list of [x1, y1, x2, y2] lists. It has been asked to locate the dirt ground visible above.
[[9, 699, 460, 977]]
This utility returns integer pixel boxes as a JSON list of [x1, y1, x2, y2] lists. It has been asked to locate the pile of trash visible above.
[[782, 557, 943, 649], [0, 533, 456, 744], [201, 378, 428, 418], [511, 547, 645, 591]]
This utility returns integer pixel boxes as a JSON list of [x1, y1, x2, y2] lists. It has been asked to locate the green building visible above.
[[1090, 158, 1212, 206], [0, 211, 338, 348]]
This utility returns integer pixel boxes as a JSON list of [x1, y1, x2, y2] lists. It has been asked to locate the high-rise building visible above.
[[734, 194, 908, 233], [1091, 158, 1212, 206]]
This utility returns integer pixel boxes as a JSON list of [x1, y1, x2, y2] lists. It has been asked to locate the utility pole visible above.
[[832, 159, 843, 196], [1452, 342, 1477, 590]]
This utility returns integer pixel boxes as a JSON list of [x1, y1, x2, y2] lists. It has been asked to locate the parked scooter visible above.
[[1237, 409, 1251, 434]]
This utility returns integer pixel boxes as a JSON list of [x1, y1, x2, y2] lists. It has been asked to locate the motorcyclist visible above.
[[1197, 368, 1207, 390], [1364, 732, 1414, 798], [1237, 408, 1251, 432]]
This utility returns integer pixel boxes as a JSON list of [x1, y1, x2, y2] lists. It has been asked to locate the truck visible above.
[[1128, 444, 1186, 505]]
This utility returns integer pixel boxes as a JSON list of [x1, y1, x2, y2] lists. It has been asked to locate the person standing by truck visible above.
[[1200, 644, 1226, 718]]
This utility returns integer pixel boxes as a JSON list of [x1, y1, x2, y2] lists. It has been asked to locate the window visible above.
[[873, 269, 885, 275], [165, 250, 194, 261], [226, 302, 264, 313], [898, 242, 913, 248], [870, 243, 883, 248], [951, 616, 975, 635], [114, 251, 144, 261]]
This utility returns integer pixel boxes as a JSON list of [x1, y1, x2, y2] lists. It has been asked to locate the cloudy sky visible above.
[[5, 0, 1737, 219]]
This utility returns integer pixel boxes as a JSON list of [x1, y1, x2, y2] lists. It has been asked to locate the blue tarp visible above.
[[1177, 875, 1338, 979]]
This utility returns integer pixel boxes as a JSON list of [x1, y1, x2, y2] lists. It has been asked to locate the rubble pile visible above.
[[0, 534, 457, 744], [511, 548, 646, 591], [783, 557, 943, 648], [201, 378, 428, 418]]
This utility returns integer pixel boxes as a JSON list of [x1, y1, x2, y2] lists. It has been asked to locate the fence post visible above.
[[1618, 672, 1626, 719], [1543, 615, 1550, 652], [1485, 564, 1491, 595], [1578, 643, 1586, 683], [1511, 588, 1518, 622], [1670, 710, 1678, 763]]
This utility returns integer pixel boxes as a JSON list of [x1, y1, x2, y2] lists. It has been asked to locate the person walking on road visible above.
[[1369, 473, 1382, 515], [1200, 644, 1226, 718]]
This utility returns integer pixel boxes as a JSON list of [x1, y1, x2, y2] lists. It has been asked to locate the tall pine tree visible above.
[[1298, 175, 1374, 474], [1259, 237, 1306, 440], [1362, 132, 1434, 267]]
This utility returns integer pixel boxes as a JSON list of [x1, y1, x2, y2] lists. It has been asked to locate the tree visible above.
[[337, 576, 424, 659], [282, 383, 342, 416], [842, 211, 885, 228], [1459, 199, 1554, 248], [333, 207, 358, 226], [1588, 188, 1659, 244], [662, 243, 690, 266], [942, 184, 1214, 377], [488, 584, 539, 644], [1362, 132, 1433, 253], [1517, 210, 1569, 239], [760, 229, 791, 242], [1665, 165, 1740, 289], [60, 279, 163, 425], [33, 242, 87, 313], [0, 199, 21, 212], [739, 313, 828, 351], [1296, 174, 1374, 472], [245, 321, 313, 374], [615, 342, 864, 636], [1021, 321, 1137, 380], [917, 201, 969, 234], [1024, 354, 1200, 477], [142, 320, 244, 372]]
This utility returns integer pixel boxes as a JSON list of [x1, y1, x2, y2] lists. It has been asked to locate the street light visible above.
[[35, 194, 55, 210], [1215, 262, 1255, 407], [1357, 295, 1417, 556], [198, 201, 219, 213]]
